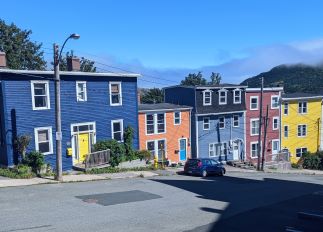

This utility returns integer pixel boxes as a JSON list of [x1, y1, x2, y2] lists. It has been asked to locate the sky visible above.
[[2, 0, 323, 87]]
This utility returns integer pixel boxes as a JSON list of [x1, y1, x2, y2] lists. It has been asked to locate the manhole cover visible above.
[[76, 190, 162, 206]]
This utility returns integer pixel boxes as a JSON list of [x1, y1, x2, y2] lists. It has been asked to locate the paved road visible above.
[[0, 172, 323, 232]]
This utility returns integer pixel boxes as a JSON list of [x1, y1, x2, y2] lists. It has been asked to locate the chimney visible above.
[[67, 56, 80, 71], [0, 52, 7, 68]]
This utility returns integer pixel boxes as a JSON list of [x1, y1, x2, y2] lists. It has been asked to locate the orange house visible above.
[[138, 103, 192, 164]]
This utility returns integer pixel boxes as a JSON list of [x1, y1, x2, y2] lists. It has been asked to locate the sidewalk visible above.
[[0, 171, 159, 188]]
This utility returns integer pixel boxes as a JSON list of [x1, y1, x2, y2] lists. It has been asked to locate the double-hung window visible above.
[[219, 117, 225, 129], [209, 143, 221, 157], [146, 113, 166, 134], [298, 102, 307, 114], [174, 112, 181, 125], [296, 147, 307, 157], [250, 142, 259, 158], [284, 125, 289, 138], [76, 81, 87, 102], [31, 81, 50, 110], [147, 139, 166, 160], [233, 115, 239, 127], [251, 119, 259, 136], [34, 127, 53, 155], [233, 89, 241, 104], [203, 117, 210, 130], [297, 125, 307, 137], [109, 82, 122, 106], [284, 102, 288, 115], [272, 139, 280, 154], [273, 117, 279, 130], [111, 119, 123, 142], [271, 96, 279, 109], [203, 90, 212, 106], [219, 90, 227, 105], [250, 96, 258, 110]]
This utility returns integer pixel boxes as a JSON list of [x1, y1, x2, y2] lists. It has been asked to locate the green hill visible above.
[[241, 64, 323, 93]]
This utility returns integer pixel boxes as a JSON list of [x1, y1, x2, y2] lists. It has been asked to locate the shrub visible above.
[[94, 140, 125, 167], [0, 165, 34, 179], [291, 163, 300, 169], [124, 126, 136, 161], [137, 150, 152, 162], [23, 151, 45, 175], [14, 134, 31, 160], [302, 155, 322, 170]]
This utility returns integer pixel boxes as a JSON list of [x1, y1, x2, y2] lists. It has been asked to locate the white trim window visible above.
[[233, 115, 239, 127], [219, 89, 227, 105], [209, 143, 221, 157], [250, 119, 259, 136], [219, 117, 225, 129], [233, 89, 241, 104], [109, 82, 122, 106], [250, 96, 258, 110], [31, 81, 50, 110], [34, 127, 53, 155], [297, 124, 307, 137], [203, 117, 210, 130], [203, 90, 212, 106], [284, 102, 288, 115], [296, 147, 307, 158], [174, 111, 181, 125], [298, 101, 307, 114], [111, 119, 124, 142], [76, 81, 87, 102], [147, 139, 166, 160], [271, 95, 279, 109], [146, 113, 166, 134], [250, 142, 258, 158], [272, 139, 280, 154], [273, 117, 279, 130], [284, 125, 289, 138]]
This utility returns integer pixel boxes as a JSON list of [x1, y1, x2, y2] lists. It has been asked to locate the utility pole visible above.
[[261, 105, 269, 171], [54, 44, 62, 181], [257, 77, 264, 171]]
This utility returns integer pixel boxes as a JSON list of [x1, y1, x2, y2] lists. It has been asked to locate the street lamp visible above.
[[53, 33, 80, 181]]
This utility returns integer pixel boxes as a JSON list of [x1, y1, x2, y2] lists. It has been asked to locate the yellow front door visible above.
[[78, 133, 89, 163]]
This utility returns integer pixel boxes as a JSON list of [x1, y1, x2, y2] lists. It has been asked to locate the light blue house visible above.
[[164, 85, 246, 161], [0, 66, 140, 170]]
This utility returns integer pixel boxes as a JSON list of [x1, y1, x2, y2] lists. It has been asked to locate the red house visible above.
[[245, 87, 283, 164]]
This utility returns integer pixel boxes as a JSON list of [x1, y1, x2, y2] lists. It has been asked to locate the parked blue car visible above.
[[184, 158, 226, 177]]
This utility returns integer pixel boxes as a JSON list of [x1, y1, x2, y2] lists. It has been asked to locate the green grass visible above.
[[86, 166, 159, 174], [0, 166, 35, 179]]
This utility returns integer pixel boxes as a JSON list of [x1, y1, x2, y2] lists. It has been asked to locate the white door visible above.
[[233, 142, 239, 160]]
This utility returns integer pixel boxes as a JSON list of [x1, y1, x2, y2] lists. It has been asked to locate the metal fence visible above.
[[85, 149, 110, 169]]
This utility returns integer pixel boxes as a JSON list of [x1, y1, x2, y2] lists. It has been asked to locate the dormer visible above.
[[218, 88, 228, 105], [233, 88, 241, 104], [203, 89, 212, 106]]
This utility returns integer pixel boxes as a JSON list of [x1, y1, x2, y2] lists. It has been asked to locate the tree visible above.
[[55, 51, 97, 72], [209, 72, 221, 85], [0, 19, 46, 70], [140, 88, 164, 104], [124, 126, 136, 161], [14, 134, 31, 160], [180, 72, 207, 86]]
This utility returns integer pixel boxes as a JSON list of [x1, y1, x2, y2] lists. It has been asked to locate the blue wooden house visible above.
[[164, 84, 247, 161], [0, 68, 140, 170]]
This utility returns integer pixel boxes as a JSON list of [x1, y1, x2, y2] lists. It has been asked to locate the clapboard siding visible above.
[[0, 72, 139, 170]]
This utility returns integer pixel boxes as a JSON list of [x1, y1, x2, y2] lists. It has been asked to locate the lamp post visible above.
[[53, 33, 80, 181]]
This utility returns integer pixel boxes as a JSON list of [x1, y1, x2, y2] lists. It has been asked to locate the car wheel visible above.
[[219, 169, 225, 176], [202, 170, 207, 177]]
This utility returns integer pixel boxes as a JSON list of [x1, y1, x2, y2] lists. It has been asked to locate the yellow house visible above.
[[281, 93, 323, 163]]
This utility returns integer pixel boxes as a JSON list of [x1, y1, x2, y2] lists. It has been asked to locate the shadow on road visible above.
[[153, 175, 323, 232]]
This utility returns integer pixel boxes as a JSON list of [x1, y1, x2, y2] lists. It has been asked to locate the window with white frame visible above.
[[146, 113, 165, 134], [111, 119, 123, 142], [147, 139, 166, 160], [250, 96, 258, 110], [34, 127, 53, 155], [203, 117, 210, 130], [109, 82, 122, 106], [209, 143, 222, 157], [76, 81, 87, 102], [203, 90, 212, 105], [31, 81, 50, 110], [271, 96, 279, 109], [250, 142, 259, 158], [296, 147, 307, 157], [219, 90, 227, 105], [298, 102, 307, 114], [233, 89, 241, 104], [251, 119, 259, 135], [297, 124, 307, 137], [284, 125, 289, 138], [174, 112, 181, 125], [273, 117, 279, 130], [219, 117, 225, 129], [284, 102, 288, 115], [272, 139, 280, 154], [147, 141, 155, 158], [233, 115, 239, 127]]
